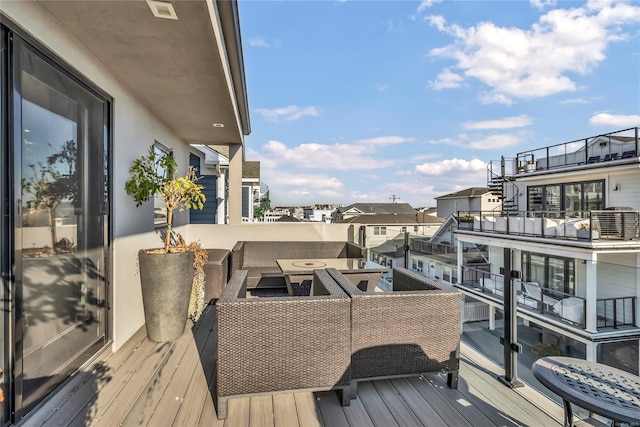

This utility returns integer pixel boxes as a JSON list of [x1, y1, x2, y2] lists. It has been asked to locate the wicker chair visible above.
[[326, 267, 462, 398], [215, 269, 352, 420], [230, 240, 366, 289]]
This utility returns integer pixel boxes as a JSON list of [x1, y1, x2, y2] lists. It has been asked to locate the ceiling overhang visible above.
[[35, 0, 250, 147]]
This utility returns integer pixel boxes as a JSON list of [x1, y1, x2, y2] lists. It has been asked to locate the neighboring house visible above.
[[338, 213, 445, 260], [332, 202, 417, 222], [190, 145, 229, 224], [408, 215, 488, 288], [303, 204, 338, 223], [369, 235, 406, 271], [454, 128, 640, 375], [417, 206, 438, 217], [435, 187, 502, 218], [0, 1, 249, 423]]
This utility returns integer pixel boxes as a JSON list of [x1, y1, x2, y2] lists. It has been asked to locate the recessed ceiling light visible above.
[[146, 0, 178, 20], [212, 123, 225, 128]]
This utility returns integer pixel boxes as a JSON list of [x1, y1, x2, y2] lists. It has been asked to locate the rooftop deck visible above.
[[22, 305, 563, 427]]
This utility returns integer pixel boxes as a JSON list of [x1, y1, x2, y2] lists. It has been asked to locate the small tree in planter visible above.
[[125, 145, 208, 341]]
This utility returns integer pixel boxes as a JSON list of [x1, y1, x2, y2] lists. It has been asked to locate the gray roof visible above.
[[338, 213, 444, 225], [242, 161, 260, 179], [336, 203, 416, 215], [435, 187, 490, 200]]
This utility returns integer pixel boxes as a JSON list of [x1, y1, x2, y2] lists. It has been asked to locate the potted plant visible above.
[[576, 222, 599, 241], [125, 145, 207, 342], [525, 160, 535, 172], [458, 214, 474, 230]]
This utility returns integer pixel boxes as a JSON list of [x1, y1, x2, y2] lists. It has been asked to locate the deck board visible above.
[[27, 304, 563, 427], [371, 379, 423, 426], [408, 375, 482, 427], [357, 381, 401, 427], [390, 377, 449, 427], [273, 393, 300, 427]]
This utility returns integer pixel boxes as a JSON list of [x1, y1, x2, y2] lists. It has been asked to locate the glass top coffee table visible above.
[[276, 258, 387, 295]]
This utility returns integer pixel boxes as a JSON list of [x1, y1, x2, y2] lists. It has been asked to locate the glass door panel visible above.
[[545, 185, 561, 217], [14, 39, 107, 416]]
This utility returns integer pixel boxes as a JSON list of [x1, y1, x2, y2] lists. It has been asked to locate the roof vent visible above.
[[146, 0, 178, 20]]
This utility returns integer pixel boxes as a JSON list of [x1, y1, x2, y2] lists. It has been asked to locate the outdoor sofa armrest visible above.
[[345, 241, 367, 258], [326, 267, 461, 396], [215, 269, 351, 420], [230, 240, 245, 274]]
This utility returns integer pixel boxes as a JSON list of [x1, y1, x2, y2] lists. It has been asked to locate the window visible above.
[[241, 186, 250, 218], [527, 180, 604, 216], [153, 143, 171, 226], [522, 252, 575, 296], [401, 226, 407, 233], [374, 226, 387, 236], [412, 259, 417, 269]]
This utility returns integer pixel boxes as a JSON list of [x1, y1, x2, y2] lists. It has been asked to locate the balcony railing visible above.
[[460, 266, 639, 332], [458, 209, 640, 242], [461, 267, 588, 328], [597, 297, 637, 329], [488, 127, 639, 176]]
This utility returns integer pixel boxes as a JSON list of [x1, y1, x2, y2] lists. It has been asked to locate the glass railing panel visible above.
[[457, 210, 640, 242], [515, 127, 638, 172]]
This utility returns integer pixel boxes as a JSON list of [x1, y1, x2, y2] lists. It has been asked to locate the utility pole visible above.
[[389, 194, 400, 203]]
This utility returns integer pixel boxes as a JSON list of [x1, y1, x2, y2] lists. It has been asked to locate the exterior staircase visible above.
[[487, 157, 519, 214]]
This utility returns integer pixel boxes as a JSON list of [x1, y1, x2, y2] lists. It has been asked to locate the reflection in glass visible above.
[[17, 45, 107, 414]]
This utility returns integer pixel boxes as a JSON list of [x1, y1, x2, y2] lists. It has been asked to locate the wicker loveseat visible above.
[[215, 269, 352, 420], [326, 267, 462, 398], [230, 240, 366, 289]]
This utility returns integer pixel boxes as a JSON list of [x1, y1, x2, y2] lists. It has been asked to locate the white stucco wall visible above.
[[2, 2, 199, 350]]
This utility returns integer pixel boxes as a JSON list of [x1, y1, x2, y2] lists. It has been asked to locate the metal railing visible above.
[[597, 297, 636, 329], [487, 127, 639, 177], [457, 210, 640, 242], [460, 266, 588, 328]]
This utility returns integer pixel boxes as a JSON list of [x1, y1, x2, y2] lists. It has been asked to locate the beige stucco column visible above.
[[228, 144, 243, 224]]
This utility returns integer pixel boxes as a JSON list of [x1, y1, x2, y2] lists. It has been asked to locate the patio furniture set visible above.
[[215, 262, 462, 420]]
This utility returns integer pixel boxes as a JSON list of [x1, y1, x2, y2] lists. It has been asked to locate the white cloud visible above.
[[464, 115, 533, 130], [271, 172, 343, 191], [428, 1, 640, 101], [415, 158, 486, 175], [429, 67, 465, 90], [254, 105, 320, 122], [355, 136, 415, 146], [478, 92, 513, 106], [427, 132, 523, 149], [530, 0, 557, 11], [375, 83, 388, 91], [560, 97, 589, 104], [248, 37, 270, 48], [417, 0, 443, 13], [468, 134, 521, 149], [261, 139, 395, 170], [589, 113, 640, 127]]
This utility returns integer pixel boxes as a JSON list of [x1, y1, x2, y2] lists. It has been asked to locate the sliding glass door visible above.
[[10, 35, 109, 419]]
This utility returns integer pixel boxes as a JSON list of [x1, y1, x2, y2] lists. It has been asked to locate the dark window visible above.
[[242, 186, 250, 218], [522, 252, 575, 297], [528, 180, 605, 215]]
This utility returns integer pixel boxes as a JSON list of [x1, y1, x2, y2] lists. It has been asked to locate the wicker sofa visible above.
[[215, 269, 352, 420], [327, 267, 462, 398], [230, 240, 366, 289]]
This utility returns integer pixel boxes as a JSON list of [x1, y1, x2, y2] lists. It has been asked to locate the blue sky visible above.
[[239, 0, 640, 208]]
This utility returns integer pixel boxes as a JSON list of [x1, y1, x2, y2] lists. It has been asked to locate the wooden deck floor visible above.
[[23, 305, 563, 427]]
